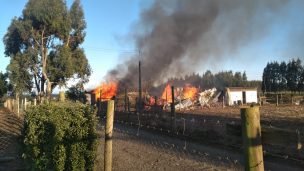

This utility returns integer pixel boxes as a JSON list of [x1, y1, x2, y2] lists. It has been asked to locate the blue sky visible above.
[[0, 0, 303, 90], [0, 0, 147, 89]]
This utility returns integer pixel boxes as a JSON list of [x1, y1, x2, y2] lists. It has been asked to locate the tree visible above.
[[201, 70, 214, 89], [299, 69, 304, 91], [279, 61, 287, 91], [3, 0, 91, 100], [242, 71, 247, 84], [66, 85, 87, 103], [262, 63, 269, 92], [262, 61, 281, 92], [271, 61, 280, 92], [262, 58, 304, 92], [233, 72, 242, 87], [286, 58, 302, 92], [0, 72, 9, 98], [6, 54, 33, 96]]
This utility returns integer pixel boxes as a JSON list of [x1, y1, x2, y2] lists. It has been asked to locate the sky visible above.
[[0, 0, 303, 91]]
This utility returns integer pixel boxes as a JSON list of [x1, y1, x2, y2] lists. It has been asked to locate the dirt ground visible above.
[[179, 104, 303, 119], [175, 104, 304, 130], [95, 121, 303, 171], [0, 104, 303, 171], [96, 123, 240, 170], [0, 107, 24, 171]]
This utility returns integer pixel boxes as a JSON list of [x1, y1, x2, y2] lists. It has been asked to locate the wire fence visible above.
[[3, 98, 37, 117], [97, 117, 243, 170], [98, 109, 304, 166]]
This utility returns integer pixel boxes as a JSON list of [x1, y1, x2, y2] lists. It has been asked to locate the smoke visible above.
[[108, 0, 297, 88]]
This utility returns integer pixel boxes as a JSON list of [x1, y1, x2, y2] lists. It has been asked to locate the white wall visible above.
[[245, 91, 257, 103], [227, 90, 257, 105], [228, 91, 243, 105]]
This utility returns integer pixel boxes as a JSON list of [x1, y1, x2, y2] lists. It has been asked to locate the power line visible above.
[[84, 49, 137, 54], [83, 46, 137, 53]]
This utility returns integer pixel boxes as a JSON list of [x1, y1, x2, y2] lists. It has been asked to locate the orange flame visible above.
[[161, 84, 198, 102], [183, 85, 198, 100], [161, 84, 173, 103], [93, 82, 118, 101], [149, 96, 156, 105]]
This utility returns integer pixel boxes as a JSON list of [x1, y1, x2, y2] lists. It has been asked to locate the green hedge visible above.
[[22, 102, 98, 171]]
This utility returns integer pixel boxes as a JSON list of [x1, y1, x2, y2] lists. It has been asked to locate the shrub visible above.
[[22, 102, 98, 171], [66, 86, 87, 103]]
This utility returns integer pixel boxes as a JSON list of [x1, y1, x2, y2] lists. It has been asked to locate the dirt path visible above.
[[0, 107, 24, 171], [95, 121, 303, 171], [96, 123, 241, 170]]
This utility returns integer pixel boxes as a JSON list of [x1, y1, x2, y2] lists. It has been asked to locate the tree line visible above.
[[262, 58, 304, 93], [157, 70, 261, 91]]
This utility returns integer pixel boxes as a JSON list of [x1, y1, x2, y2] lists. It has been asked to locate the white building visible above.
[[225, 87, 258, 106]]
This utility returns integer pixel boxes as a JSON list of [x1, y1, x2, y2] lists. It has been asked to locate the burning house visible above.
[[160, 84, 219, 110], [225, 87, 258, 106], [89, 82, 118, 105]]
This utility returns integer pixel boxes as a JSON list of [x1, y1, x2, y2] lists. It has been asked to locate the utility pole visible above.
[[171, 86, 175, 131], [138, 60, 142, 114]]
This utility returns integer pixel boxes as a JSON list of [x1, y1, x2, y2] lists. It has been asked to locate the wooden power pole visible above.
[[171, 86, 175, 131], [138, 61, 142, 114]]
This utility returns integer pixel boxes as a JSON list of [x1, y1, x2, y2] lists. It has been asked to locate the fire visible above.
[[93, 82, 118, 101], [161, 84, 198, 102], [149, 96, 155, 105], [183, 85, 198, 100], [161, 84, 173, 102]]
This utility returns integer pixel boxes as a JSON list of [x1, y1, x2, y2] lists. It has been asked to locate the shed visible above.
[[225, 87, 258, 106]]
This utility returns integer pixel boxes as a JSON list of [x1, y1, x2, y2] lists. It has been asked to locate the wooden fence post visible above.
[[291, 95, 293, 105], [12, 99, 15, 113], [24, 98, 27, 110], [276, 94, 278, 107], [7, 99, 12, 111], [21, 99, 24, 111], [34, 98, 37, 106], [259, 97, 261, 106], [241, 106, 264, 171], [105, 100, 114, 171], [59, 91, 65, 102], [17, 98, 20, 117]]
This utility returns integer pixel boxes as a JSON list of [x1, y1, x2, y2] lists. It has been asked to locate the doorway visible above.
[[242, 91, 246, 104]]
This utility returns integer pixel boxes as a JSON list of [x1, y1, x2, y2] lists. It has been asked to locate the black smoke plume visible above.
[[108, 0, 298, 89]]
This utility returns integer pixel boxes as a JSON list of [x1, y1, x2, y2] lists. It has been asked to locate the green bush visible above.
[[22, 102, 98, 171]]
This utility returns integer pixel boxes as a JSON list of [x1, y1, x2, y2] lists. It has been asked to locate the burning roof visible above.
[[92, 82, 118, 101]]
